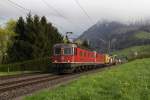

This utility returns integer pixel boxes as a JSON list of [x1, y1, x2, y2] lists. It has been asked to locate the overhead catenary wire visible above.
[[41, 0, 86, 31], [74, 0, 94, 25], [4, 1, 26, 15], [4, 0, 86, 36], [4, 0, 66, 34], [7, 0, 30, 13], [41, 0, 66, 19], [7, 0, 50, 16], [51, 22, 67, 34]]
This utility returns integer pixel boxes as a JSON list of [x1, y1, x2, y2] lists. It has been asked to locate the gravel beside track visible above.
[[0, 66, 114, 100]]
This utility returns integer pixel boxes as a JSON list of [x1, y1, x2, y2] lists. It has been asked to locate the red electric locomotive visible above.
[[51, 43, 112, 73]]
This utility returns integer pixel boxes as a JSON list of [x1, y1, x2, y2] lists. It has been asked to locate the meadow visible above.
[[0, 71, 23, 76], [24, 58, 150, 100], [134, 31, 150, 39], [113, 45, 150, 60]]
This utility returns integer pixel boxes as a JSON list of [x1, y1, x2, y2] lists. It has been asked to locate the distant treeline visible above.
[[1, 13, 63, 64]]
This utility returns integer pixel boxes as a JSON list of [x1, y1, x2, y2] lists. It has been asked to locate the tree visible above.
[[63, 35, 70, 43], [8, 14, 63, 62], [5, 19, 16, 47], [15, 17, 26, 40], [8, 16, 33, 62], [0, 29, 15, 63], [5, 19, 16, 32], [0, 19, 16, 64], [0, 28, 7, 63], [81, 40, 90, 49]]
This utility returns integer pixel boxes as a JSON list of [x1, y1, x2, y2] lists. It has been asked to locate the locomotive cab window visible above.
[[64, 48, 73, 55], [54, 48, 61, 55]]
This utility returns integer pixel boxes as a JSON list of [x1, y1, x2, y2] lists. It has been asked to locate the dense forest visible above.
[[0, 13, 63, 64]]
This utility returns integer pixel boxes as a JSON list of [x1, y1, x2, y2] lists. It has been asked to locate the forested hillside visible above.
[[76, 21, 150, 53]]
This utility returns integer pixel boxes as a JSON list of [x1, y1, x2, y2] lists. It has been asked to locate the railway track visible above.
[[0, 73, 69, 100], [0, 74, 53, 84], [0, 66, 114, 100], [0, 75, 60, 93]]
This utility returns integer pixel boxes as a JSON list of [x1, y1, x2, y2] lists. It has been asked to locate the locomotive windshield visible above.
[[64, 48, 73, 55], [54, 47, 73, 55], [53, 43, 76, 55], [54, 48, 61, 55]]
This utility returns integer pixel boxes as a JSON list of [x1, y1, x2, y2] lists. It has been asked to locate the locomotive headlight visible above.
[[68, 60, 70, 62]]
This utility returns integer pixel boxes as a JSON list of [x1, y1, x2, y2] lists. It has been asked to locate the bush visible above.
[[0, 57, 52, 72]]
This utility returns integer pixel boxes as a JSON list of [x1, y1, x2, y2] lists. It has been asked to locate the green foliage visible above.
[[63, 32, 73, 43], [0, 20, 16, 64], [0, 57, 51, 72], [134, 31, 150, 39], [77, 40, 91, 50], [63, 35, 70, 43], [24, 58, 150, 100], [0, 71, 31, 76], [82, 40, 90, 48], [5, 19, 16, 32], [8, 14, 63, 63], [113, 45, 150, 60]]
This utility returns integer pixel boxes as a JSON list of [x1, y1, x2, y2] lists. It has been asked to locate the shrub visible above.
[[0, 57, 52, 72]]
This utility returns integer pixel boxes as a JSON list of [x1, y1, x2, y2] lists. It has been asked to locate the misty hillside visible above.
[[76, 21, 150, 53]]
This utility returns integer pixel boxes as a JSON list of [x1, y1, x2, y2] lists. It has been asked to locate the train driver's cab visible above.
[[53, 43, 77, 56]]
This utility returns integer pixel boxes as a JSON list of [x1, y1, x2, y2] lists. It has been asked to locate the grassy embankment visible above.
[[0, 57, 51, 76], [113, 45, 150, 60], [24, 58, 150, 100], [134, 31, 150, 39], [0, 71, 35, 76], [0, 72, 21, 76]]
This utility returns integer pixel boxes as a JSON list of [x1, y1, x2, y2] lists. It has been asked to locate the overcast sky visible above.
[[1, 0, 150, 37]]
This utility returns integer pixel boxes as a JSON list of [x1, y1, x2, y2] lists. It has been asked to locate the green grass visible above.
[[0, 72, 21, 76], [24, 58, 150, 100], [113, 45, 150, 60], [134, 31, 150, 39], [0, 71, 38, 76], [0, 57, 51, 72]]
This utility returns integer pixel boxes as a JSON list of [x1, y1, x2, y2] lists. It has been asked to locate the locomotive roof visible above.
[[54, 43, 77, 48]]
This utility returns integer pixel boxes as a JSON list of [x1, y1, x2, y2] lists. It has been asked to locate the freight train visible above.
[[51, 43, 119, 73]]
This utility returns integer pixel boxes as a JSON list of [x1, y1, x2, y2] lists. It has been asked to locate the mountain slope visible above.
[[76, 21, 150, 53]]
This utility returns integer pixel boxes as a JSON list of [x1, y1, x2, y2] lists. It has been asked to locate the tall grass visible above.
[[24, 58, 150, 100]]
